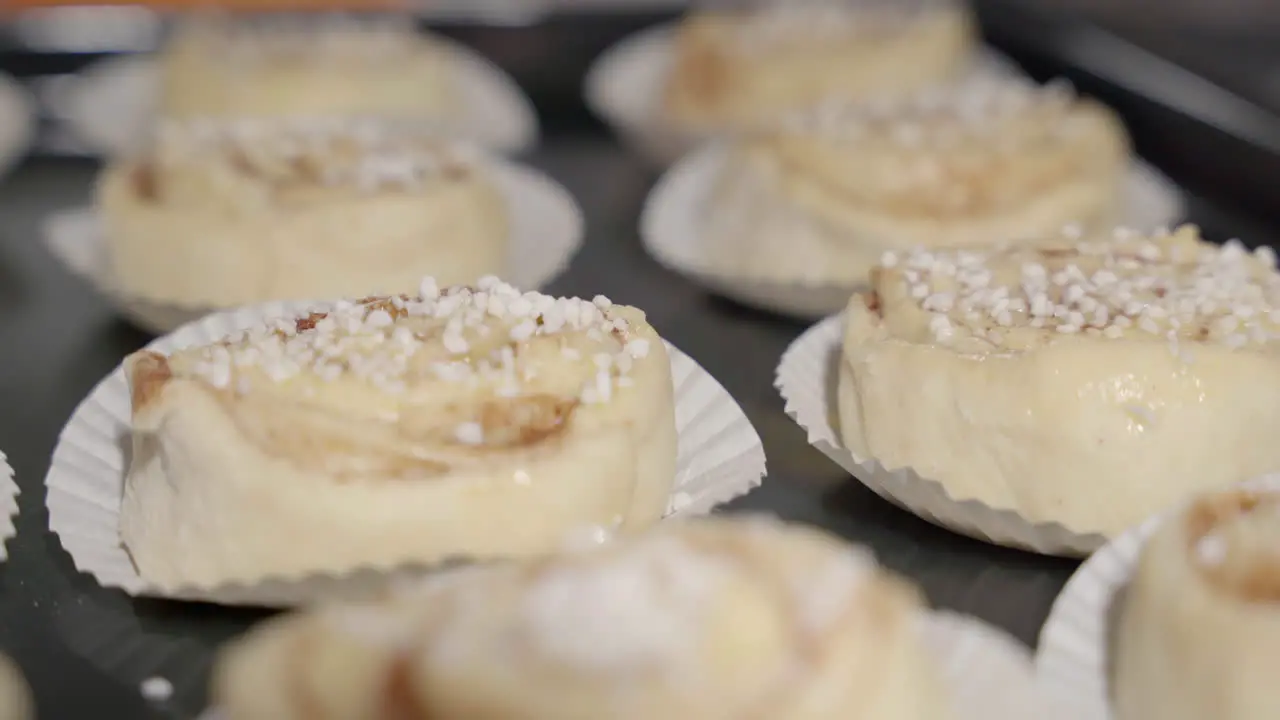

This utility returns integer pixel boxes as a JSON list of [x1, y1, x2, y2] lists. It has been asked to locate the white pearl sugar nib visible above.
[[879, 225, 1280, 352], [187, 277, 655, 413]]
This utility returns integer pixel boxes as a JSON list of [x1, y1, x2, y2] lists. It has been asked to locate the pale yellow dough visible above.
[[98, 118, 508, 308], [120, 279, 677, 589], [0, 655, 30, 720], [838, 226, 1280, 536], [212, 516, 947, 720], [1114, 488, 1280, 720], [707, 78, 1130, 286], [664, 0, 976, 132], [158, 17, 457, 122]]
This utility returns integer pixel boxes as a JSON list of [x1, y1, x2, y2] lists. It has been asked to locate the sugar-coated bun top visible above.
[[143, 117, 472, 194], [128, 278, 668, 482], [702, 0, 959, 50], [173, 14, 424, 64], [867, 225, 1280, 353], [746, 77, 1129, 219]]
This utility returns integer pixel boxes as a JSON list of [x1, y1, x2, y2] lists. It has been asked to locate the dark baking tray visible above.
[[975, 0, 1280, 235], [0, 3, 1277, 718]]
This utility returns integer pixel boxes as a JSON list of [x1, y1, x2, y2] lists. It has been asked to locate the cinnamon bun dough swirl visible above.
[[98, 118, 507, 308], [158, 17, 457, 122], [839, 225, 1280, 536], [120, 278, 677, 588], [212, 517, 947, 720], [663, 0, 976, 132], [707, 79, 1130, 285], [1114, 488, 1280, 720]]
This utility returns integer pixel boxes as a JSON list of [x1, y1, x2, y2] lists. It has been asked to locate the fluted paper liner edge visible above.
[[925, 610, 1067, 720], [586, 21, 1034, 170], [776, 314, 1107, 556], [642, 143, 1186, 320], [193, 609, 1052, 720], [1034, 473, 1280, 720], [45, 303, 767, 606], [42, 158, 584, 335], [62, 38, 538, 158], [0, 452, 17, 561]]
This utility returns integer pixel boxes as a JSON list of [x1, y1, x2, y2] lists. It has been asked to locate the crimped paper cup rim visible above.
[[191, 608, 1046, 720], [45, 301, 766, 605], [925, 610, 1064, 720], [584, 20, 1031, 168], [0, 452, 17, 562], [60, 36, 539, 158], [775, 313, 1106, 556], [0, 72, 33, 179], [41, 154, 584, 334], [582, 22, 668, 133], [1035, 472, 1280, 720], [582, 22, 704, 165], [641, 140, 1186, 319]]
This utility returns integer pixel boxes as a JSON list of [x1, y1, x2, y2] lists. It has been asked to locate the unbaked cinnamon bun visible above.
[[212, 516, 946, 719], [158, 15, 457, 123], [1114, 487, 1280, 720], [120, 278, 677, 588], [707, 77, 1130, 286], [663, 0, 977, 132], [840, 225, 1280, 536], [98, 117, 507, 308]]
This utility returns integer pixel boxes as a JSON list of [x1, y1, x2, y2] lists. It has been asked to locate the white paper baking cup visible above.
[[0, 73, 34, 179], [643, 142, 1187, 319], [57, 37, 538, 159], [0, 451, 17, 561], [45, 304, 767, 606], [1034, 472, 1280, 720], [776, 314, 1107, 556], [924, 610, 1068, 720], [584, 22, 1029, 170], [42, 156, 583, 336], [190, 609, 1052, 720]]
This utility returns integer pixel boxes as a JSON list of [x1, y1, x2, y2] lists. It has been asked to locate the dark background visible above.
[[0, 1, 1277, 717]]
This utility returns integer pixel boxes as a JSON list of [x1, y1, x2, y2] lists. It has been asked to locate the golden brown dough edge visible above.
[[661, 16, 733, 125], [124, 350, 173, 417], [1183, 489, 1280, 602]]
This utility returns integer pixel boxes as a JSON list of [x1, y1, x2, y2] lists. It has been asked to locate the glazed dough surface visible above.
[[158, 16, 457, 121], [664, 0, 976, 130], [1115, 488, 1280, 720], [121, 278, 677, 588], [99, 117, 508, 307], [213, 516, 946, 720], [707, 78, 1130, 284], [839, 226, 1280, 536]]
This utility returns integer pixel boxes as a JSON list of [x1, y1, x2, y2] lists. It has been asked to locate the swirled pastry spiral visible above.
[[707, 78, 1130, 285], [98, 117, 507, 307], [663, 0, 976, 131], [839, 225, 1280, 536], [212, 516, 946, 720], [158, 16, 456, 122], [120, 278, 677, 588], [1114, 487, 1280, 720]]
